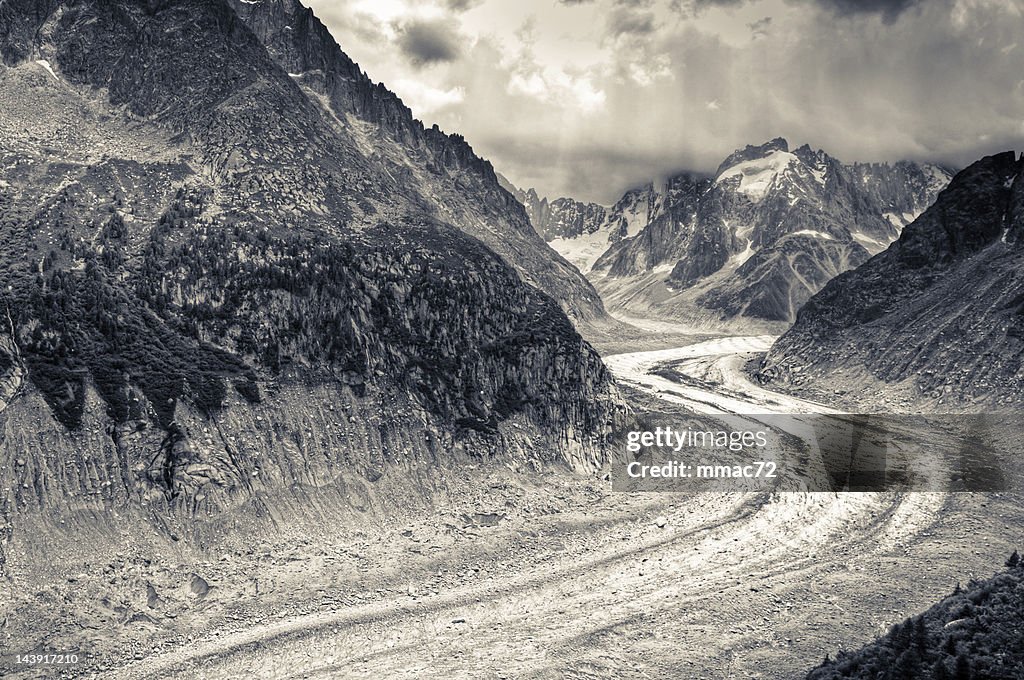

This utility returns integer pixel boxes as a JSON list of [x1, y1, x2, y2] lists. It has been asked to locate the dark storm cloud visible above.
[[810, 0, 925, 23], [607, 7, 657, 36], [395, 18, 462, 66], [669, 0, 749, 15], [694, 0, 746, 8], [748, 16, 771, 37], [443, 0, 483, 11], [307, 0, 1024, 202]]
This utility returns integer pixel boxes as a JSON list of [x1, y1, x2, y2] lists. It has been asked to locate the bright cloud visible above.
[[306, 0, 1024, 203]]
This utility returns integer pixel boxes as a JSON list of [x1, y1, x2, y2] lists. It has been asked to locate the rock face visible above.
[[498, 177, 560, 237], [500, 176, 668, 273], [524, 138, 953, 323], [226, 0, 606, 323], [761, 151, 1024, 409], [0, 0, 624, 538]]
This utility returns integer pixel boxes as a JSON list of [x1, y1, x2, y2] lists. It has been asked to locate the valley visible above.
[[4, 326, 1017, 679], [0, 1, 1021, 678]]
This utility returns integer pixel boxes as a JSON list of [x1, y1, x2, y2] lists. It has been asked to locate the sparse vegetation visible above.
[[2, 176, 612, 443], [808, 554, 1024, 679], [10, 257, 259, 429]]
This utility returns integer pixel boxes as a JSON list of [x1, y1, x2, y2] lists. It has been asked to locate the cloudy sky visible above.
[[306, 0, 1024, 203]]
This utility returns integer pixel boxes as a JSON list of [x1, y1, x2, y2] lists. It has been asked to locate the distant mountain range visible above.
[[761, 151, 1024, 410], [508, 139, 953, 324], [498, 175, 662, 273]]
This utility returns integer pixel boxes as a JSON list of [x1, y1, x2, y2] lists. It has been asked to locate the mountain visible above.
[[760, 151, 1024, 410], [497, 177, 557, 237], [220, 0, 606, 324], [499, 174, 662, 272], [523, 138, 953, 324], [0, 0, 623, 540], [807, 559, 1024, 680]]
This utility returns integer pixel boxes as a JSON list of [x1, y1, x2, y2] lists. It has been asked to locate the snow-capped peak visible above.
[[716, 150, 801, 202]]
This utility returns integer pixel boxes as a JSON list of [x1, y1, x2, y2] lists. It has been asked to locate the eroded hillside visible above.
[[0, 0, 624, 560]]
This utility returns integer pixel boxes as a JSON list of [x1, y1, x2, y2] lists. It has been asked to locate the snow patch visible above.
[[883, 212, 904, 228], [732, 238, 755, 266], [716, 151, 799, 202], [852, 231, 891, 254], [548, 228, 618, 273], [885, 209, 923, 229], [787, 229, 834, 240], [619, 199, 655, 237], [810, 165, 827, 185], [35, 60, 59, 81], [926, 164, 952, 189]]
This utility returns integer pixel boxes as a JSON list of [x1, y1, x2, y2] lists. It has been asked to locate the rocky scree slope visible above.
[[0, 0, 624, 552], [760, 151, 1024, 409], [226, 0, 606, 323], [522, 138, 951, 323]]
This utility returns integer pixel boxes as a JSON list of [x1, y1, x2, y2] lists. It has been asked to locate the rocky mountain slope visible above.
[[518, 139, 952, 324], [760, 151, 1024, 410], [807, 558, 1024, 680], [0, 0, 624, 566], [226, 0, 605, 324], [499, 174, 662, 273]]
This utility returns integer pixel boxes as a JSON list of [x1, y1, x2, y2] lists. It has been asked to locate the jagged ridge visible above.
[[760, 151, 1024, 409], [550, 138, 953, 323], [227, 0, 606, 322]]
